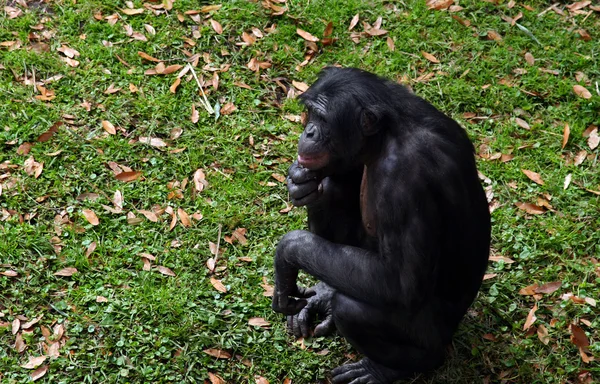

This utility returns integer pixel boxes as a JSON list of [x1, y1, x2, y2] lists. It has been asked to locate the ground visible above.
[[0, 0, 599, 383]]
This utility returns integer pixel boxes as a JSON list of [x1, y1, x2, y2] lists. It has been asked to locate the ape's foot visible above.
[[331, 358, 406, 384]]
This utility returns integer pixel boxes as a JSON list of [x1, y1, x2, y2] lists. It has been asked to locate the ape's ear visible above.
[[361, 107, 382, 136]]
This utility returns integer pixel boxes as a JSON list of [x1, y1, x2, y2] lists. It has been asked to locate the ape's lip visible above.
[[298, 153, 329, 170]]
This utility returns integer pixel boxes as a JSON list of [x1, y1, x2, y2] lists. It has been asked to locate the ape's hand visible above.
[[287, 160, 323, 207], [272, 279, 316, 316], [287, 282, 335, 338]]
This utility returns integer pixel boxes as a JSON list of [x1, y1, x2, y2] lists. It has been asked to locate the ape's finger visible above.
[[294, 285, 316, 298], [287, 179, 319, 200], [314, 315, 335, 337], [297, 307, 311, 338], [291, 189, 320, 207], [288, 162, 319, 183]]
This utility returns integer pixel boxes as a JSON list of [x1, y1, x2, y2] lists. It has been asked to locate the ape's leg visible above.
[[330, 293, 446, 384]]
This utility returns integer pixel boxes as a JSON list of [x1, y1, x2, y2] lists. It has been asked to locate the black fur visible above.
[[272, 67, 491, 383]]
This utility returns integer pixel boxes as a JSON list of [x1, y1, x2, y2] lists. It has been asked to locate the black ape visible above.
[[272, 67, 491, 384]]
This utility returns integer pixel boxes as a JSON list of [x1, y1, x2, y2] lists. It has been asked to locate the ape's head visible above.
[[296, 67, 388, 171]]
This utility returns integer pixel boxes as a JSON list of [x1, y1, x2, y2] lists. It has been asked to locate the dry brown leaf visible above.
[[487, 30, 503, 41], [191, 104, 199, 123], [535, 281, 561, 294], [178, 208, 191, 227], [523, 303, 538, 330], [562, 123, 570, 149], [170, 77, 181, 93], [232, 227, 248, 245], [522, 169, 544, 185], [210, 277, 227, 293], [573, 85, 592, 99], [248, 317, 271, 328], [323, 21, 333, 38], [102, 120, 116, 135], [574, 150, 587, 166], [193, 169, 206, 192], [11, 319, 20, 334], [157, 266, 176, 277], [515, 117, 530, 130], [115, 171, 142, 182], [138, 210, 158, 222], [210, 19, 223, 34], [104, 83, 121, 94], [587, 128, 599, 150], [203, 348, 231, 359], [1, 270, 18, 277], [524, 52, 535, 65], [255, 376, 269, 384], [292, 81, 309, 92], [15, 333, 26, 353], [515, 202, 545, 214], [38, 121, 62, 142], [483, 273, 497, 280], [121, 8, 144, 15], [365, 28, 387, 36], [169, 211, 177, 231], [54, 267, 77, 277], [24, 156, 44, 178], [82, 209, 100, 225], [297, 28, 319, 42], [139, 137, 167, 147], [208, 372, 226, 384], [426, 0, 454, 10], [349, 13, 359, 30], [578, 29, 591, 42], [21, 356, 47, 369], [17, 142, 32, 155], [570, 323, 590, 348], [271, 173, 286, 183], [386, 36, 395, 51], [488, 255, 514, 263], [96, 296, 108, 303], [537, 324, 550, 345], [221, 102, 237, 115], [421, 51, 440, 63], [31, 365, 48, 381]]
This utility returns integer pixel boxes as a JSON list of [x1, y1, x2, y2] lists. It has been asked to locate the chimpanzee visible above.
[[272, 67, 491, 384]]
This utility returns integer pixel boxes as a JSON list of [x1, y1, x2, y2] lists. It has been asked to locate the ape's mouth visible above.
[[298, 153, 329, 170]]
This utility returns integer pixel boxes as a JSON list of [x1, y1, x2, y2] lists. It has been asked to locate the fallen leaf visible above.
[[138, 51, 161, 62], [17, 142, 32, 155], [115, 171, 141, 182], [54, 267, 77, 276], [21, 356, 47, 369], [208, 372, 226, 384], [157, 266, 176, 277], [587, 128, 599, 150], [386, 36, 395, 51], [483, 273, 497, 280], [574, 150, 587, 166], [139, 137, 167, 147], [349, 13, 359, 30], [564, 174, 572, 190], [232, 227, 248, 245], [365, 28, 387, 36], [38, 121, 63, 142], [516, 202, 545, 214], [271, 173, 286, 183], [573, 85, 592, 99], [1, 270, 18, 277], [570, 324, 590, 348], [170, 77, 181, 93], [292, 81, 309, 92], [221, 102, 237, 115], [535, 281, 561, 294], [12, 319, 20, 334], [138, 210, 158, 222], [30, 365, 48, 381], [515, 117, 530, 130], [21, 316, 42, 329], [255, 376, 269, 384], [561, 123, 570, 149], [82, 209, 100, 225], [488, 255, 514, 263], [191, 104, 199, 123], [121, 8, 144, 15], [426, 0, 453, 10], [178, 208, 191, 227], [487, 30, 502, 41], [203, 348, 231, 359], [248, 317, 271, 328], [524, 52, 535, 65], [522, 169, 544, 185], [96, 296, 108, 303], [210, 19, 223, 34], [421, 51, 440, 63], [537, 324, 550, 345], [297, 28, 319, 42], [577, 29, 591, 42], [523, 303, 538, 330], [102, 121, 116, 135], [15, 333, 26, 353], [210, 277, 227, 293]]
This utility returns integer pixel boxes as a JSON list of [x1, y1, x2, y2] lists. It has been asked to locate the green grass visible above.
[[1, 0, 599, 383]]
